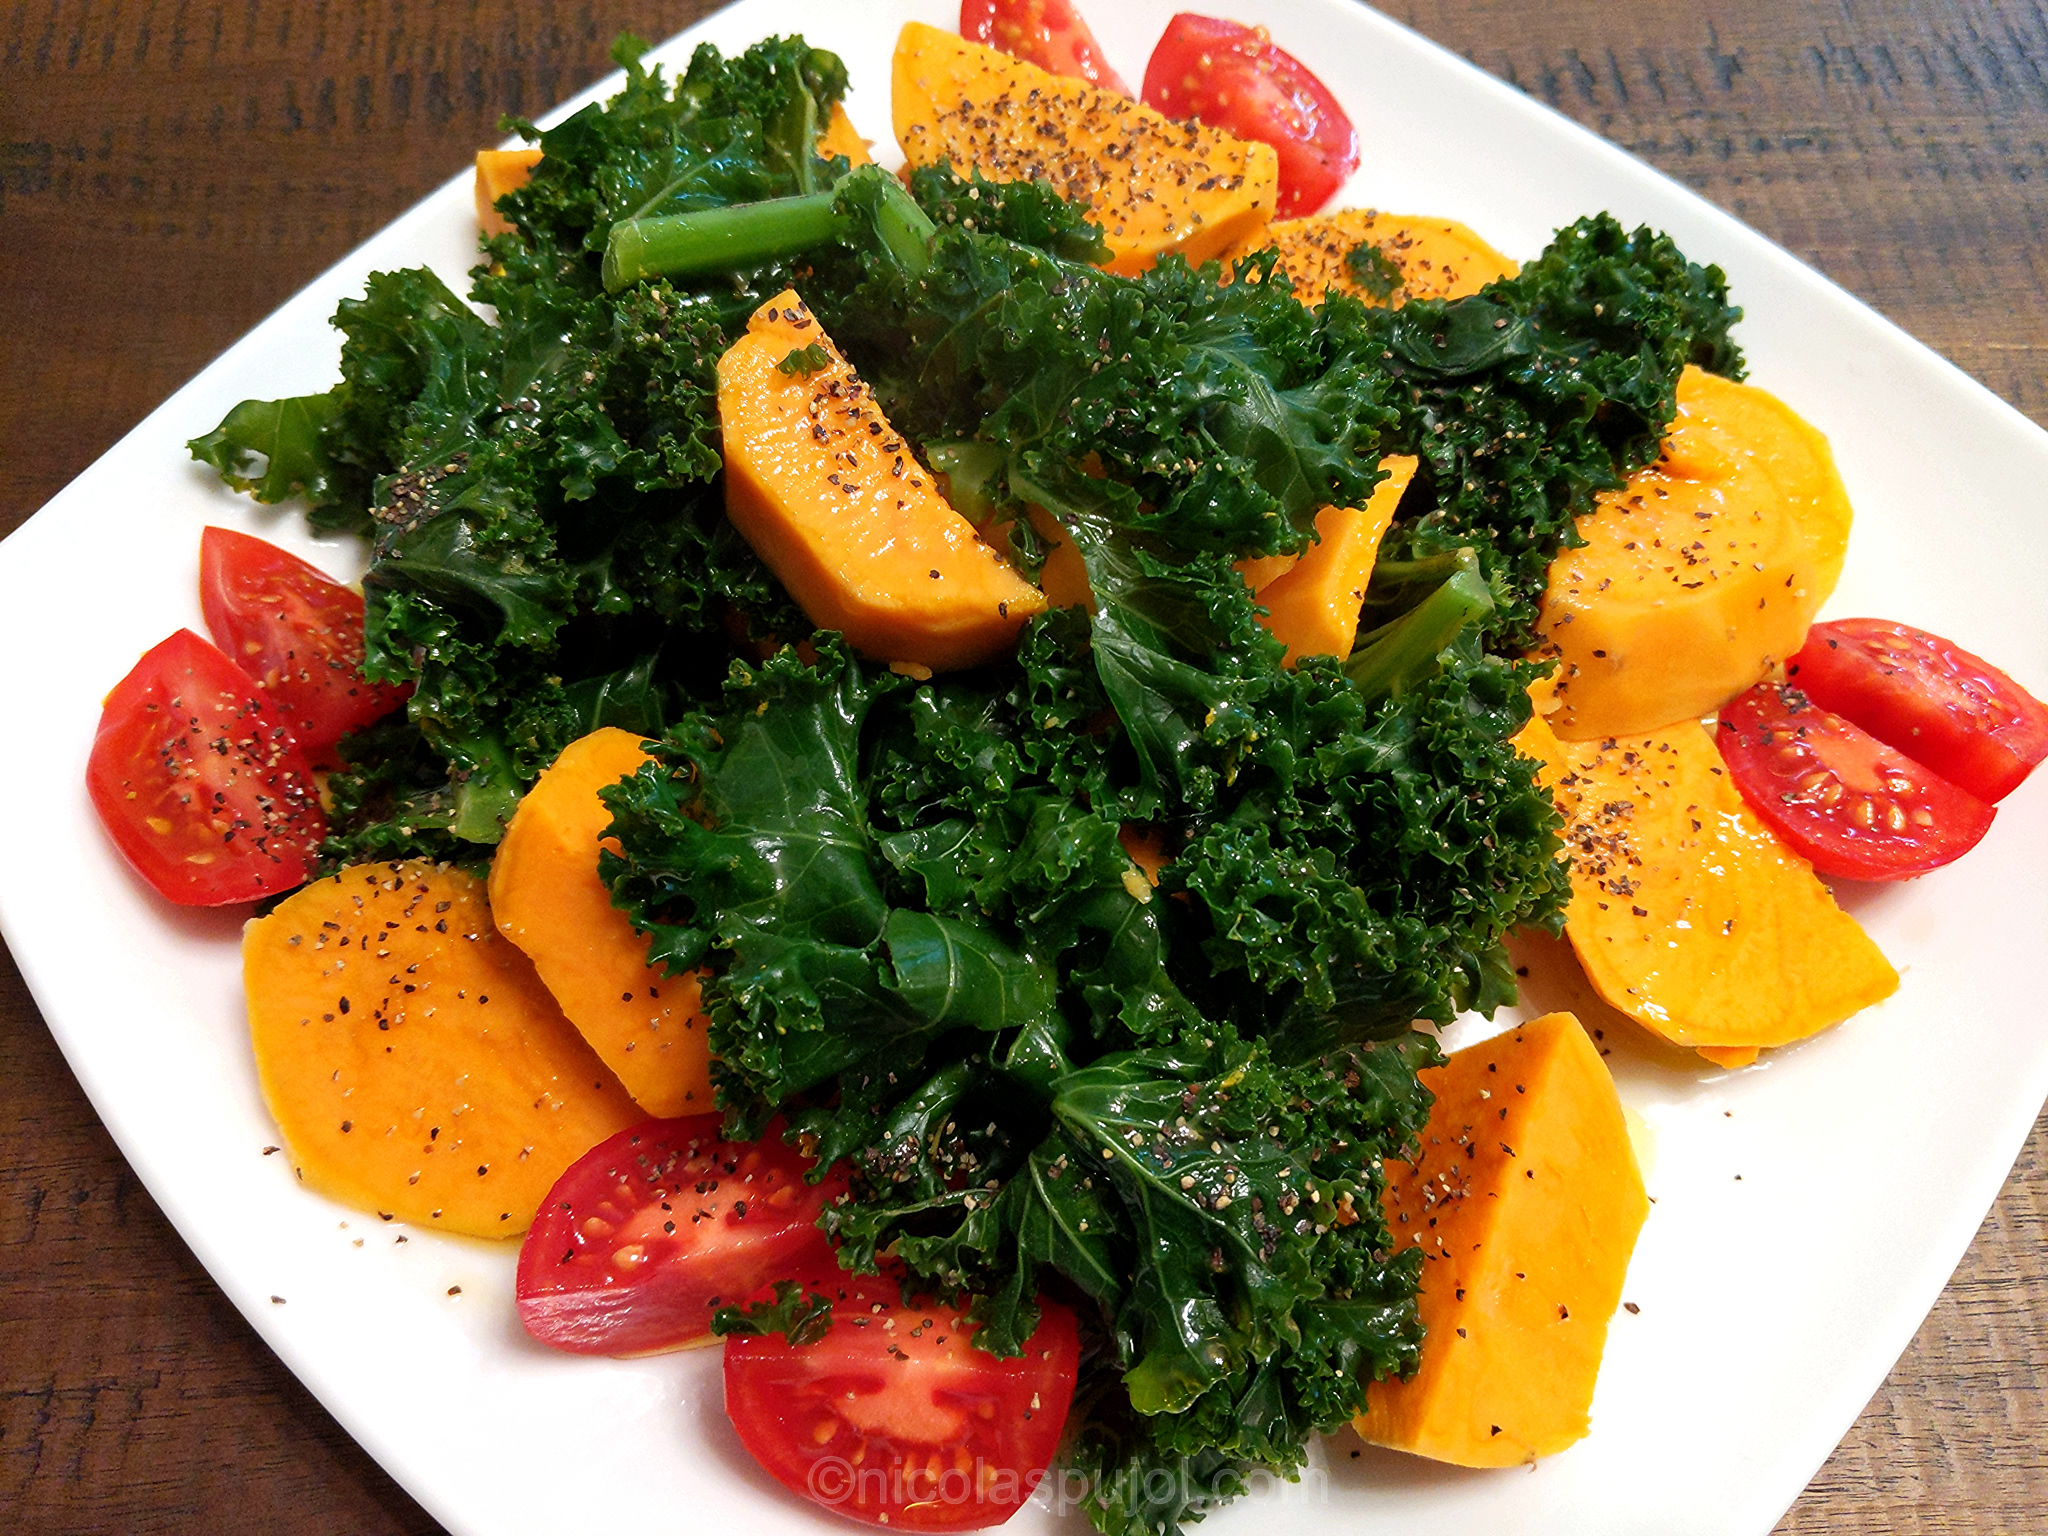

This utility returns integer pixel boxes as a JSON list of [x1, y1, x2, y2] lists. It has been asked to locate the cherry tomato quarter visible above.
[[199, 525, 411, 766], [1716, 680, 1996, 881], [724, 1274, 1080, 1531], [517, 1116, 847, 1357], [1787, 618, 2048, 804], [1141, 14, 1359, 217], [86, 628, 326, 905], [960, 0, 1130, 95]]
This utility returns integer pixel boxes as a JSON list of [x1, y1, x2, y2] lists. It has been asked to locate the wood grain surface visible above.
[[3, 1, 2044, 1530]]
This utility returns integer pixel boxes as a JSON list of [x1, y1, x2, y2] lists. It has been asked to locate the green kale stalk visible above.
[[187, 34, 1741, 1535]]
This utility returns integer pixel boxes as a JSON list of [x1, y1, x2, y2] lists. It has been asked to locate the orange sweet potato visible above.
[[718, 289, 1046, 671], [892, 21, 1278, 276], [1538, 366, 1852, 738], [475, 147, 545, 236], [243, 861, 637, 1237], [1256, 456, 1417, 665], [817, 101, 873, 166], [1357, 1011, 1647, 1466], [1515, 709, 1898, 1056], [490, 728, 714, 1117], [1225, 207, 1516, 305]]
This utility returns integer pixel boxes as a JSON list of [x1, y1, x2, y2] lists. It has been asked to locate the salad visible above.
[[64, 3, 2048, 1534]]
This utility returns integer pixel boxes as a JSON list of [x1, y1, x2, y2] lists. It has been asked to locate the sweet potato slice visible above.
[[490, 728, 715, 1117], [1256, 455, 1417, 665], [475, 147, 545, 236], [718, 289, 1045, 671], [1356, 1011, 1648, 1466], [243, 861, 637, 1237], [1515, 709, 1898, 1056], [1225, 207, 1516, 305], [1538, 366, 1852, 738], [892, 21, 1277, 276], [816, 101, 873, 166]]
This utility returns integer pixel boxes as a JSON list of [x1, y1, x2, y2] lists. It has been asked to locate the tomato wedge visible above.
[[725, 1273, 1079, 1531], [199, 526, 411, 766], [1716, 680, 1996, 881], [961, 0, 1130, 94], [86, 628, 326, 905], [516, 1116, 847, 1357], [1141, 14, 1359, 217], [1787, 618, 2048, 804]]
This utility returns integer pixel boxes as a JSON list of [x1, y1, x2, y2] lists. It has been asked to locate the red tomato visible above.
[[199, 526, 411, 766], [961, 0, 1130, 95], [1716, 680, 1996, 881], [86, 628, 326, 905], [724, 1274, 1079, 1531], [1141, 14, 1359, 217], [516, 1116, 847, 1357], [1787, 618, 2048, 804]]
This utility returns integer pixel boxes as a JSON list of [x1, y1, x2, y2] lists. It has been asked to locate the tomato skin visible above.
[[86, 629, 326, 905], [960, 0, 1130, 95], [516, 1116, 846, 1357], [725, 1275, 1080, 1531], [1716, 681, 1996, 881], [1788, 618, 2048, 804], [1141, 14, 1359, 217], [199, 526, 411, 766]]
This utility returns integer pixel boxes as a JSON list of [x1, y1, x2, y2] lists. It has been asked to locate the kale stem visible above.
[[603, 190, 846, 292], [1343, 548, 1494, 703], [863, 174, 937, 280], [601, 167, 940, 292]]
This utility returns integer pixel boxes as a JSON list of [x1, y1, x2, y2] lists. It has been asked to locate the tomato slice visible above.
[[1787, 618, 2048, 804], [199, 526, 411, 766], [960, 0, 1130, 94], [1716, 680, 1996, 881], [516, 1116, 847, 1357], [1141, 14, 1359, 217], [725, 1273, 1079, 1531], [86, 629, 326, 905]]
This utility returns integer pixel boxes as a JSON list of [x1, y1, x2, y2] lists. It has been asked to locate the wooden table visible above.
[[3, 1, 2043, 1529]]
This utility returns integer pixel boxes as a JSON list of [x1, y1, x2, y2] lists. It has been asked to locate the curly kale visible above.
[[188, 35, 843, 857], [1366, 214, 1744, 647]]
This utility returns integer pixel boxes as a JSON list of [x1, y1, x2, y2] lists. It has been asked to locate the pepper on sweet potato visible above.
[[892, 20, 1277, 276], [242, 861, 637, 1237], [717, 289, 1046, 671], [1537, 365, 1852, 739], [1515, 709, 1898, 1059], [1225, 207, 1516, 305], [490, 728, 715, 1117], [1357, 1010, 1648, 1466]]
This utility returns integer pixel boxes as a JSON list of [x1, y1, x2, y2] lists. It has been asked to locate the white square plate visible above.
[[2, 2, 2044, 1533]]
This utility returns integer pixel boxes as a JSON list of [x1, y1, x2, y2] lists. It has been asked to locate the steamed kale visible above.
[[187, 32, 1744, 1536]]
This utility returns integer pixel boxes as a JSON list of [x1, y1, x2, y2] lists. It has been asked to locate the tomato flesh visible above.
[[86, 629, 325, 905], [1141, 14, 1359, 217], [960, 0, 1130, 95], [1788, 618, 2048, 804], [199, 525, 411, 766], [516, 1116, 846, 1357], [725, 1275, 1079, 1531], [1716, 681, 1995, 881]]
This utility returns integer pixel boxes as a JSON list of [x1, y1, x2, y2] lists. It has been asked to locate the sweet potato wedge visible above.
[[243, 861, 637, 1237], [491, 728, 715, 1117], [1357, 1011, 1648, 1466]]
